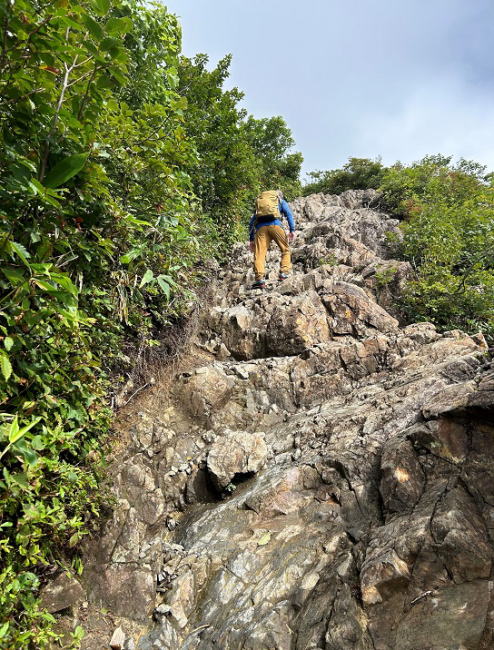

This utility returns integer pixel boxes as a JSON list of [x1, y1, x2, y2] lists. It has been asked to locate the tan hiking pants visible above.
[[253, 225, 291, 280]]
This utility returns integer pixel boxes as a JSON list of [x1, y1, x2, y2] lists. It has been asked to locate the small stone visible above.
[[110, 626, 126, 650], [233, 366, 250, 380], [39, 572, 85, 614]]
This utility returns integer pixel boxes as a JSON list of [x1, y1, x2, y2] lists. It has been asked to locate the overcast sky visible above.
[[163, 0, 494, 177]]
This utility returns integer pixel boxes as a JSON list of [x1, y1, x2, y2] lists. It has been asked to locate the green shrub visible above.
[[305, 154, 494, 340], [303, 157, 385, 196], [0, 0, 302, 645]]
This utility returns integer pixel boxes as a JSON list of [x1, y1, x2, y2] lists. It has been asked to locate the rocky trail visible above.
[[52, 190, 494, 649]]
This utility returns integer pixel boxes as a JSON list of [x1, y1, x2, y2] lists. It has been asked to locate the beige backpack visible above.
[[255, 190, 281, 221]]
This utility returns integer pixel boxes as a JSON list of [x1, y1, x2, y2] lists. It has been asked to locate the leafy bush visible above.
[[394, 160, 494, 339], [178, 55, 303, 247], [0, 0, 302, 646], [379, 155, 488, 217], [304, 155, 494, 340], [302, 157, 385, 196]]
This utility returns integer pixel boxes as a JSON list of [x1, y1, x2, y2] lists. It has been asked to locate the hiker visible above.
[[249, 190, 296, 289]]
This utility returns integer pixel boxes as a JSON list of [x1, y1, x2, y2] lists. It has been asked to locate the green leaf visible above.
[[4, 337, 14, 351], [9, 417, 41, 444], [92, 0, 110, 16], [2, 267, 26, 285], [32, 278, 57, 293], [82, 15, 104, 40], [96, 74, 114, 90], [106, 17, 132, 35], [10, 240, 31, 266], [10, 472, 29, 490], [13, 439, 39, 466], [139, 269, 154, 288], [0, 352, 12, 381], [0, 621, 9, 639], [120, 248, 142, 264], [156, 275, 170, 298], [68, 532, 81, 548], [44, 154, 89, 189], [51, 274, 78, 296], [8, 416, 19, 442], [30, 436, 45, 451], [100, 37, 120, 52], [257, 532, 271, 546]]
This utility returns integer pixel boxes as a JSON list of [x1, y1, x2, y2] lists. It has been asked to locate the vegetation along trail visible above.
[[1, 0, 494, 648]]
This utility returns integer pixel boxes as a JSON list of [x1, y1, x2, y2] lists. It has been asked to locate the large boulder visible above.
[[207, 430, 268, 491]]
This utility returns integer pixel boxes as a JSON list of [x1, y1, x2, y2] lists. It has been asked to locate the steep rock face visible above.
[[81, 190, 494, 650]]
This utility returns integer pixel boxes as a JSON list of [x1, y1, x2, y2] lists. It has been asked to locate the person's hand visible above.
[[288, 232, 296, 243], [249, 240, 255, 252]]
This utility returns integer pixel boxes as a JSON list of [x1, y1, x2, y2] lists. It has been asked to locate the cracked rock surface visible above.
[[81, 190, 494, 649]]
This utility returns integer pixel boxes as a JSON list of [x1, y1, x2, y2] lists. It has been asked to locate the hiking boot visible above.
[[278, 272, 289, 281], [251, 279, 266, 290]]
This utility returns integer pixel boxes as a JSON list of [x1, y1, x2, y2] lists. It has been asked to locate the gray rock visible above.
[[207, 430, 268, 491], [39, 572, 85, 613], [80, 190, 494, 650]]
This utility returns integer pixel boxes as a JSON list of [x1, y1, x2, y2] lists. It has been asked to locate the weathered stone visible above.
[[110, 627, 126, 649], [39, 572, 85, 613], [207, 430, 268, 491], [85, 564, 155, 621], [422, 380, 476, 418], [266, 291, 331, 355], [80, 190, 494, 650]]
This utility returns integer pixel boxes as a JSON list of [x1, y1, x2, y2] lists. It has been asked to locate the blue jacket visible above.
[[249, 199, 295, 241]]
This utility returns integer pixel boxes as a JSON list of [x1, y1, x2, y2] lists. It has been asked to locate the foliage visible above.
[[393, 159, 494, 338], [304, 154, 494, 339], [178, 55, 303, 247], [302, 157, 385, 196], [242, 115, 303, 200], [0, 0, 301, 645], [378, 154, 488, 217]]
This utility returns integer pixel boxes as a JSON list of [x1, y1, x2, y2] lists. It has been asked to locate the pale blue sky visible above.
[[163, 1, 494, 177]]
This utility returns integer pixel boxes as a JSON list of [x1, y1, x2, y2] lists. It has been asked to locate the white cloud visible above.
[[353, 77, 494, 170], [165, 0, 494, 173]]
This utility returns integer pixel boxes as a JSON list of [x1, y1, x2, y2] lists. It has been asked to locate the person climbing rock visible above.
[[249, 189, 296, 289]]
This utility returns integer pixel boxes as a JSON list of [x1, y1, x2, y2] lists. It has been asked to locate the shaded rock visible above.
[[85, 564, 155, 621], [185, 468, 214, 504], [39, 572, 84, 613], [395, 581, 491, 650], [380, 435, 425, 515]]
